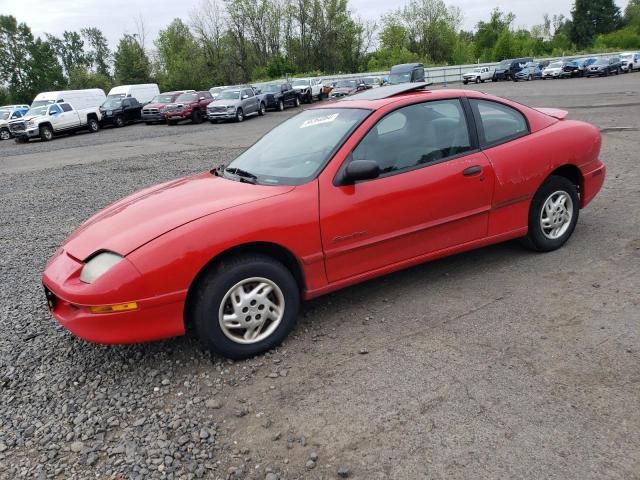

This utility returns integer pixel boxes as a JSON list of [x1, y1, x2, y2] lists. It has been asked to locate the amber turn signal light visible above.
[[88, 302, 138, 314]]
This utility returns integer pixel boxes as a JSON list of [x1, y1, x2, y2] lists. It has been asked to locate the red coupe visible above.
[[43, 84, 605, 359]]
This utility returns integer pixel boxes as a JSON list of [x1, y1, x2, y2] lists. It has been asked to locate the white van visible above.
[[31, 89, 106, 110], [107, 84, 160, 104]]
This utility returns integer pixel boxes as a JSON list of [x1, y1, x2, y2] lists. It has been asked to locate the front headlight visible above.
[[80, 252, 123, 284], [26, 121, 35, 128], [227, 106, 235, 112]]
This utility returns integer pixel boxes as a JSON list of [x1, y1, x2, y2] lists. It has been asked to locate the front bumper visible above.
[[13, 128, 39, 139], [207, 112, 236, 120], [142, 112, 165, 122], [42, 250, 186, 344], [165, 111, 190, 120], [581, 161, 606, 209]]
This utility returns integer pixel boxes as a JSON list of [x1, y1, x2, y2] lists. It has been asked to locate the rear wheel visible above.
[[0, 128, 10, 141], [522, 175, 579, 252], [114, 115, 125, 128], [193, 254, 300, 359], [39, 125, 53, 142]]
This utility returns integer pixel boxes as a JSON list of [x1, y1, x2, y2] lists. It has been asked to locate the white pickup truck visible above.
[[462, 66, 493, 84], [9, 102, 101, 142]]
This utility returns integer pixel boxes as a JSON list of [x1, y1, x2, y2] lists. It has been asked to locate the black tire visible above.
[[114, 115, 125, 128], [475, 77, 480, 84], [236, 108, 244, 122], [87, 118, 99, 133], [145, 122, 153, 125], [480, 79, 485, 83], [39, 125, 53, 142], [521, 175, 579, 252], [278, 100, 285, 111], [528, 74, 533, 81], [492, 77, 497, 82], [0, 128, 10, 141], [463, 80, 468, 85], [15, 137, 28, 143], [192, 254, 300, 359], [167, 119, 177, 126], [258, 102, 266, 116], [294, 96, 300, 107], [192, 110, 203, 124], [210, 120, 217, 124]]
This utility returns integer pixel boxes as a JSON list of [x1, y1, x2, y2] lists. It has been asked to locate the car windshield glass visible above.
[[27, 106, 48, 116], [497, 60, 511, 68], [335, 80, 357, 88], [0, 110, 10, 120], [152, 95, 174, 103], [388, 72, 411, 84], [549, 62, 563, 68], [363, 77, 375, 85], [292, 80, 309, 87], [224, 108, 370, 186], [595, 59, 608, 65], [30, 100, 54, 108], [620, 54, 632, 59], [176, 93, 197, 102], [262, 84, 282, 93], [102, 99, 122, 109], [218, 90, 241, 100]]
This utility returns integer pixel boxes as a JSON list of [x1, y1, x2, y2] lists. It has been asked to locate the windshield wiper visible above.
[[224, 167, 258, 184]]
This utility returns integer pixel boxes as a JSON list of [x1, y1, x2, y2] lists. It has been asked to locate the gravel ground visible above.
[[0, 76, 639, 480]]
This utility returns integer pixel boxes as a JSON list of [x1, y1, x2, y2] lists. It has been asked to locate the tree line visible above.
[[1, 0, 639, 104]]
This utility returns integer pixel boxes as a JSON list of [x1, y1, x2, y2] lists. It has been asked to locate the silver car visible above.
[[206, 87, 265, 123]]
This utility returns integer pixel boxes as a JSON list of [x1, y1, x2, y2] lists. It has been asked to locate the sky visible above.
[[0, 0, 631, 48]]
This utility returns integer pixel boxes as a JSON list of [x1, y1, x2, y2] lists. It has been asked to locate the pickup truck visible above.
[[257, 82, 300, 111], [0, 106, 29, 140], [462, 66, 493, 84], [291, 78, 323, 103], [164, 91, 213, 125], [9, 102, 100, 142], [99, 97, 142, 127], [206, 86, 267, 122]]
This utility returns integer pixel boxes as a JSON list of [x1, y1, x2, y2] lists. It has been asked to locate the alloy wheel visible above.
[[540, 191, 574, 240]]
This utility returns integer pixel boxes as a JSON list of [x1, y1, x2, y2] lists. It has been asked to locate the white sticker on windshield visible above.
[[300, 113, 339, 129]]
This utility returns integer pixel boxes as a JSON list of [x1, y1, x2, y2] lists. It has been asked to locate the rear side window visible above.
[[470, 99, 528, 147], [60, 104, 72, 112]]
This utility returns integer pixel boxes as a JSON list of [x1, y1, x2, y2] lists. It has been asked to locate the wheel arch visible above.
[[548, 164, 583, 202], [183, 241, 306, 331]]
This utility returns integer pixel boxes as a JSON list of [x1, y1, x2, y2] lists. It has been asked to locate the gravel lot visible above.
[[0, 76, 639, 480]]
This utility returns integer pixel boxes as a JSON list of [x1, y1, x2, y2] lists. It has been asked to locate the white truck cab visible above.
[[462, 67, 492, 84], [10, 102, 101, 143]]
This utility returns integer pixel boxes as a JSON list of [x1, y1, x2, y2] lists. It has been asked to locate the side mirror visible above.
[[199, 96, 205, 100], [242, 95, 249, 99], [343, 160, 380, 184]]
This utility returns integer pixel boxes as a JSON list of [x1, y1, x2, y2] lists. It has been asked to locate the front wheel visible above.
[[522, 175, 579, 252], [0, 128, 10, 141], [236, 108, 244, 122], [87, 118, 99, 133], [475, 77, 480, 84], [278, 100, 285, 111], [294, 96, 300, 107], [40, 125, 53, 141], [463, 80, 468, 85], [114, 115, 125, 128], [528, 74, 533, 81], [258, 103, 266, 116], [193, 254, 300, 359], [192, 110, 203, 124]]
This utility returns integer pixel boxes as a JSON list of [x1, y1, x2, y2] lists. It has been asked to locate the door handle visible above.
[[463, 166, 482, 176]]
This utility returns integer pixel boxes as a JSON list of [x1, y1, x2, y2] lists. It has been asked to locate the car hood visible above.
[[0, 119, 7, 126], [292, 85, 310, 90], [143, 102, 169, 109], [463, 72, 480, 77], [10, 114, 44, 123], [208, 99, 240, 107], [63, 172, 295, 261], [331, 87, 356, 94]]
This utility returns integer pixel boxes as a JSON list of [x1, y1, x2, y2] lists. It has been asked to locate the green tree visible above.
[[474, 8, 515, 61], [155, 18, 208, 90], [28, 38, 66, 95], [0, 15, 33, 102], [113, 34, 151, 84], [570, 0, 621, 48], [625, 0, 640, 26], [81, 27, 111, 77], [47, 31, 89, 77], [493, 30, 515, 60]]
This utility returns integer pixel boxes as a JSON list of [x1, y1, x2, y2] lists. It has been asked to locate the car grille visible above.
[[10, 122, 25, 133], [143, 108, 160, 114], [165, 105, 183, 113], [208, 106, 227, 113]]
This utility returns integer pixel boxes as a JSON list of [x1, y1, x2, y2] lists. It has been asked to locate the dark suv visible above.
[[259, 82, 300, 111], [493, 58, 533, 81], [99, 97, 143, 128], [586, 57, 622, 77]]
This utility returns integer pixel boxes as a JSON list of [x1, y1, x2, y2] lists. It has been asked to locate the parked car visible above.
[[107, 84, 159, 104], [462, 66, 493, 84], [620, 52, 640, 72], [291, 78, 323, 103], [328, 79, 367, 98], [42, 83, 605, 359], [259, 82, 300, 111], [361, 76, 382, 88], [586, 57, 622, 77], [141, 91, 193, 124], [514, 62, 542, 81], [0, 106, 29, 140], [99, 97, 143, 128], [493, 58, 533, 81], [571, 58, 597, 76], [164, 91, 213, 125], [9, 102, 100, 142], [30, 89, 106, 110], [206, 87, 266, 122], [542, 61, 570, 79], [388, 63, 425, 84]]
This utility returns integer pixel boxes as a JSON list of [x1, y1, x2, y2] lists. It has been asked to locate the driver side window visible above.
[[351, 99, 472, 176], [48, 105, 62, 115]]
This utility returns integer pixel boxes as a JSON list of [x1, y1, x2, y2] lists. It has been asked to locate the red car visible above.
[[43, 84, 605, 359], [163, 91, 213, 125]]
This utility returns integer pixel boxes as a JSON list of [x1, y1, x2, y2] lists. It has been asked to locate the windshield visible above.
[[497, 60, 511, 69], [621, 54, 633, 60], [102, 99, 122, 109], [0, 111, 10, 120], [27, 106, 48, 116], [262, 83, 282, 93], [388, 73, 411, 84], [176, 93, 197, 102], [335, 79, 357, 88], [218, 90, 241, 100], [31, 100, 54, 108], [363, 77, 376, 85], [224, 108, 370, 185], [549, 62, 563, 68], [292, 80, 310, 87], [152, 94, 174, 103], [595, 59, 608, 65]]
